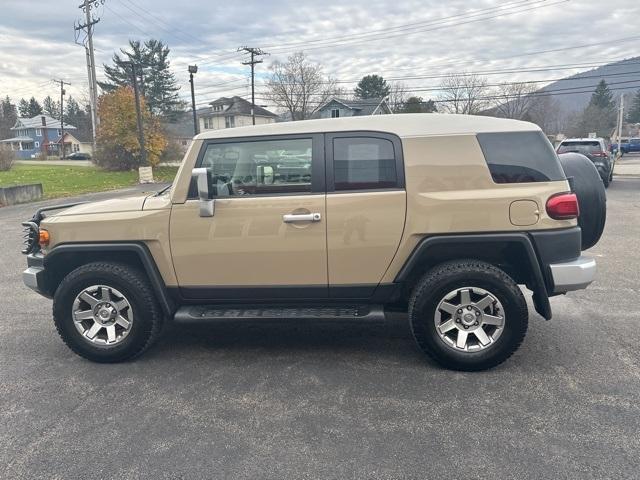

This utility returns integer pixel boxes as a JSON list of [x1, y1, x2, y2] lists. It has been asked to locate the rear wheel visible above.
[[53, 262, 164, 362], [409, 260, 528, 371]]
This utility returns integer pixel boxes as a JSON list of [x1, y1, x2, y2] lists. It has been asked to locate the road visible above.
[[1, 177, 639, 479]]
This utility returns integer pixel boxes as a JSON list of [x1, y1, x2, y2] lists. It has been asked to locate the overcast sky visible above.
[[0, 0, 638, 111]]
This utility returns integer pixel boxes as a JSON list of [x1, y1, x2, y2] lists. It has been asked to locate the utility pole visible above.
[[125, 62, 147, 165], [188, 65, 198, 135], [238, 46, 268, 125], [74, 0, 101, 156], [617, 94, 625, 157], [54, 79, 71, 158]]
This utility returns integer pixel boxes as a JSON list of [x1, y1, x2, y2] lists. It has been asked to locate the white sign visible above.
[[138, 166, 154, 184], [588, 132, 597, 138]]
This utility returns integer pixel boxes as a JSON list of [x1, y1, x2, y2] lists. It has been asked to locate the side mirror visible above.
[[192, 167, 214, 217]]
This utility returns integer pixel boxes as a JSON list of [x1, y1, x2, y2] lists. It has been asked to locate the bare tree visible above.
[[438, 73, 489, 114], [493, 82, 537, 120], [526, 95, 566, 135], [266, 52, 335, 121], [387, 81, 408, 113]]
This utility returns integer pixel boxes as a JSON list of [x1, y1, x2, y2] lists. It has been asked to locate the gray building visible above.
[[313, 97, 391, 119]]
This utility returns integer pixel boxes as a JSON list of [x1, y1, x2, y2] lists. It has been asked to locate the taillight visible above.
[[546, 193, 579, 220], [592, 151, 607, 157]]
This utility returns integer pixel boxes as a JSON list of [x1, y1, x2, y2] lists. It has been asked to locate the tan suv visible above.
[[21, 114, 602, 371]]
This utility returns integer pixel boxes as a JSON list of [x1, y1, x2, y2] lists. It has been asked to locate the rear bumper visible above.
[[549, 255, 596, 293]]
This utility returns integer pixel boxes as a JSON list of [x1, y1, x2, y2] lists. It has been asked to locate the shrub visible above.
[[0, 149, 15, 171]]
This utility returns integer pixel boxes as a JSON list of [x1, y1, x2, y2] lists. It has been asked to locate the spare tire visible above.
[[558, 152, 607, 250]]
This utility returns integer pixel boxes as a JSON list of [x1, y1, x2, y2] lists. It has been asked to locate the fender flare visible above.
[[395, 233, 552, 320], [44, 242, 174, 316]]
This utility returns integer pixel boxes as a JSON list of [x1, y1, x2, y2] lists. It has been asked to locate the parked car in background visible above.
[[556, 138, 614, 187], [610, 138, 629, 155], [66, 152, 92, 160]]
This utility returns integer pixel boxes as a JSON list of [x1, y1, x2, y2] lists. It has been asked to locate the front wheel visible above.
[[409, 260, 528, 371], [53, 262, 164, 362]]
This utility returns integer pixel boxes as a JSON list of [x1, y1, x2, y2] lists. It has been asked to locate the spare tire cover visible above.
[[558, 152, 607, 250]]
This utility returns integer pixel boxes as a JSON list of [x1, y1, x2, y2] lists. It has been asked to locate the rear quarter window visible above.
[[477, 131, 566, 184]]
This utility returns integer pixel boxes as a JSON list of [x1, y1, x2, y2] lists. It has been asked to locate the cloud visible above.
[[1, 0, 638, 110]]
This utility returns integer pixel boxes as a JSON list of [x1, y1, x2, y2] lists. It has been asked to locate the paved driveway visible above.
[[1, 179, 639, 479]]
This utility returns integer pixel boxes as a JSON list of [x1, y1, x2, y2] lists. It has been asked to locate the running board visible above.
[[173, 304, 386, 325]]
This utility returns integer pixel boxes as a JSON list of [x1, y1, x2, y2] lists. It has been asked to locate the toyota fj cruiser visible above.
[[22, 114, 604, 371]]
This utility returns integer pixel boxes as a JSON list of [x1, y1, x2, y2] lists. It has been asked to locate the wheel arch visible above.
[[43, 242, 174, 316], [395, 233, 552, 320]]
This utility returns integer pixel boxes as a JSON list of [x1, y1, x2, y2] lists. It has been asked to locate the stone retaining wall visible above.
[[0, 184, 43, 206]]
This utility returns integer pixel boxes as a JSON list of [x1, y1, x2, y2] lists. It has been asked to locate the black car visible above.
[[66, 152, 92, 160], [556, 138, 614, 188]]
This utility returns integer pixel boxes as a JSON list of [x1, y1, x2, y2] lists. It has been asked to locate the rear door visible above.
[[325, 132, 407, 298], [170, 134, 328, 300]]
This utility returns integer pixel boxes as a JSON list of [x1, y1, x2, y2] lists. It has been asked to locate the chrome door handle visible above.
[[283, 213, 322, 223]]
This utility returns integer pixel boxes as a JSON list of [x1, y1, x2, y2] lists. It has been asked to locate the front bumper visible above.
[[549, 255, 596, 294], [22, 253, 51, 298]]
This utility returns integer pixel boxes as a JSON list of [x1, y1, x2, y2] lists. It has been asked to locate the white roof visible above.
[[560, 138, 605, 142], [12, 116, 76, 130], [194, 113, 541, 140]]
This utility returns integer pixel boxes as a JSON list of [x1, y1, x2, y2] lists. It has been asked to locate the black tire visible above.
[[558, 152, 607, 250], [409, 260, 528, 371], [53, 262, 164, 363]]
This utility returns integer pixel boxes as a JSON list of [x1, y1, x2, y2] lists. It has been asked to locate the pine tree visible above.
[[99, 39, 185, 118], [627, 89, 640, 123], [42, 96, 61, 119], [400, 96, 437, 113], [65, 96, 92, 139], [354, 75, 391, 99], [26, 97, 43, 117], [18, 98, 29, 117], [0, 96, 18, 139], [589, 80, 614, 110]]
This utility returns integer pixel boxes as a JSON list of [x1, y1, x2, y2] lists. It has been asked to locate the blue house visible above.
[[0, 115, 77, 159]]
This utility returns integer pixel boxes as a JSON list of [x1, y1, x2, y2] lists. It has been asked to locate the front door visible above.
[[170, 134, 327, 300]]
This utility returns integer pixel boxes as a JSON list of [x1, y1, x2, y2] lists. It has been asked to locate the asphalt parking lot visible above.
[[1, 173, 639, 479]]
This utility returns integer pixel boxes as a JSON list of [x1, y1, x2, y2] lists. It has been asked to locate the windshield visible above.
[[557, 141, 601, 154]]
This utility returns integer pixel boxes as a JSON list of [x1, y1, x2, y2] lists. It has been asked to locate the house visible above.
[[196, 96, 277, 131], [61, 131, 93, 156], [313, 97, 392, 119], [0, 115, 76, 159]]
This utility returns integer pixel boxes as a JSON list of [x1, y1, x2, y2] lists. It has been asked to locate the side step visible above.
[[173, 304, 386, 325]]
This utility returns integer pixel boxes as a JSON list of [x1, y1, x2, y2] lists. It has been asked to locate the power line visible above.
[[239, 47, 269, 125]]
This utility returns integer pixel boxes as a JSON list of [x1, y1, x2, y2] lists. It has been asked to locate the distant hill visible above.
[[538, 57, 640, 113]]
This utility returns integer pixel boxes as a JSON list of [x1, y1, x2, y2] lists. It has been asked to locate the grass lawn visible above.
[[0, 165, 178, 200]]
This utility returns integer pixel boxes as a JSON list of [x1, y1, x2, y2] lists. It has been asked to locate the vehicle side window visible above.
[[333, 137, 397, 190], [196, 138, 313, 196]]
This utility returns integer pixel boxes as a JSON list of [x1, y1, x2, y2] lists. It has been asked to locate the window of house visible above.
[[34, 141, 40, 148], [35, 128, 42, 136], [196, 138, 313, 196], [203, 117, 213, 129], [331, 108, 340, 118], [212, 105, 223, 112], [225, 116, 235, 128], [333, 137, 398, 190], [73, 144, 80, 152], [57, 129, 62, 136]]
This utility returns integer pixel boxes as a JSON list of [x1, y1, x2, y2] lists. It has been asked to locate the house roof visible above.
[[12, 115, 77, 130], [63, 130, 92, 143], [316, 97, 388, 116], [197, 96, 277, 118], [195, 113, 541, 141]]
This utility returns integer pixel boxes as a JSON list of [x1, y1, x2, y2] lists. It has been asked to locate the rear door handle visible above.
[[283, 213, 322, 223]]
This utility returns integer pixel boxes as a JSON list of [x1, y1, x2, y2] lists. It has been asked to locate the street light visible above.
[[188, 65, 198, 135]]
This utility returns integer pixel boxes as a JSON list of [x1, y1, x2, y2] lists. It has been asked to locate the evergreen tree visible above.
[[42, 95, 61, 119], [99, 39, 185, 118], [354, 75, 391, 99], [18, 98, 29, 117], [589, 80, 614, 110], [400, 96, 437, 113], [0, 96, 18, 139], [627, 89, 640, 123], [26, 97, 43, 117], [65, 96, 92, 140]]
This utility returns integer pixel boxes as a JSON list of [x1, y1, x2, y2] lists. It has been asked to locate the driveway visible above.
[[0, 178, 639, 479]]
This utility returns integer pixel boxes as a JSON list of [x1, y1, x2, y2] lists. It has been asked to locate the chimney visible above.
[[41, 116, 46, 126]]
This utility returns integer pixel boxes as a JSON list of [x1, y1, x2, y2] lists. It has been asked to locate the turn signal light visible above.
[[38, 229, 50, 246], [546, 193, 579, 220]]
